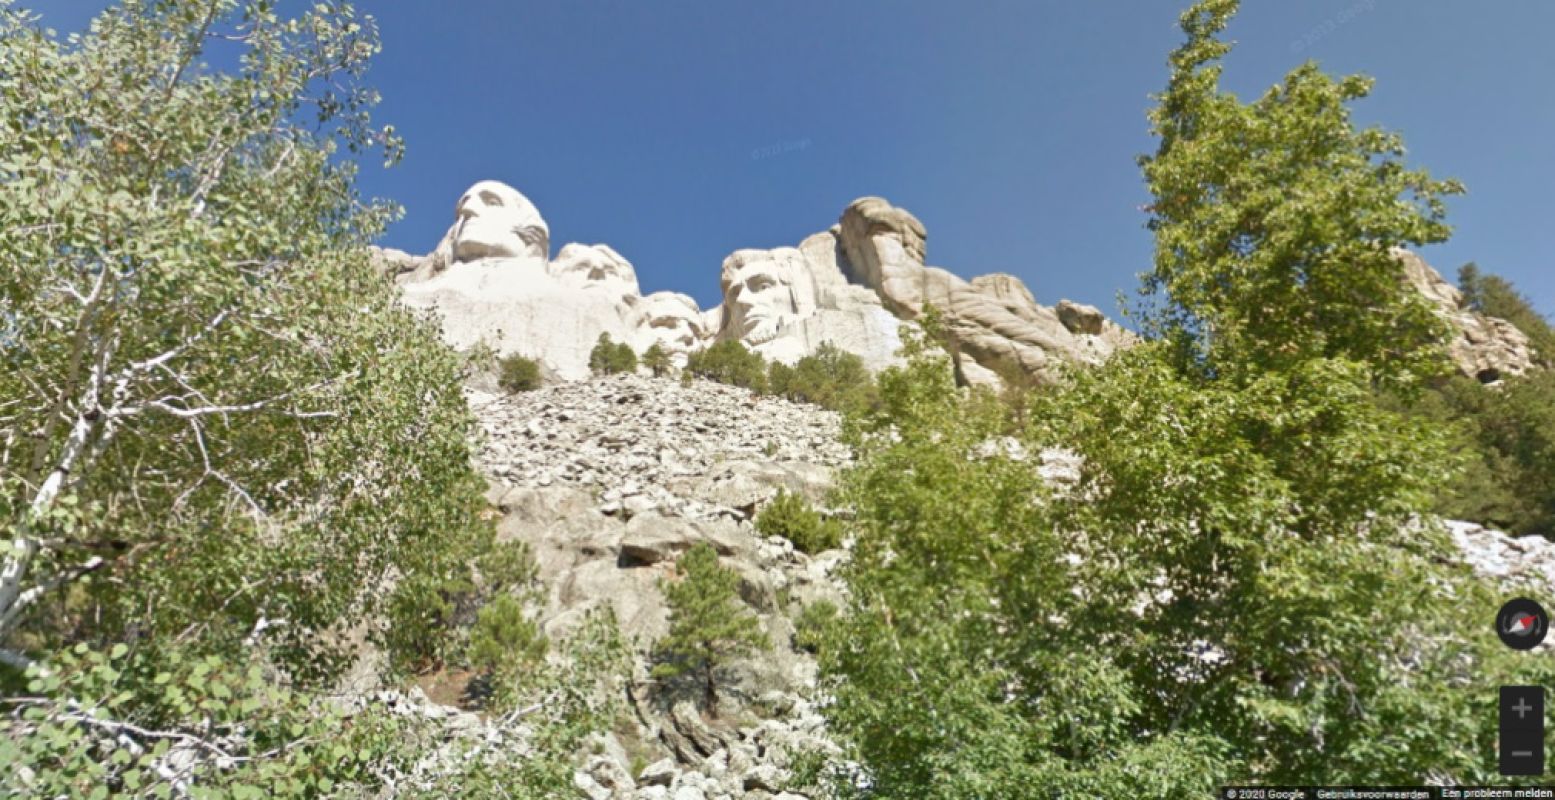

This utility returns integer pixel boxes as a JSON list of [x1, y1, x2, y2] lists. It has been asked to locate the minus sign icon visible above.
[[1511, 750, 1535, 757]]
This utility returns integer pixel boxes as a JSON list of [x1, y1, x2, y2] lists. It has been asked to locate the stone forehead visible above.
[[555, 243, 634, 273], [719, 247, 811, 287], [641, 291, 701, 317], [844, 196, 926, 239], [457, 180, 538, 212]]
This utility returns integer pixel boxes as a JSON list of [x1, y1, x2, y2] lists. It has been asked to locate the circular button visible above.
[[1496, 597, 1549, 651]]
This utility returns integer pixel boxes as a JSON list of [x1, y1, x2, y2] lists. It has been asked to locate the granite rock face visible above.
[[830, 196, 1134, 384], [386, 181, 1132, 386], [383, 182, 1543, 392], [1396, 248, 1537, 383], [374, 368, 1547, 796], [473, 373, 850, 797]]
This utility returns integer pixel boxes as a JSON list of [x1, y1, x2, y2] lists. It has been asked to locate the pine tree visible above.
[[651, 543, 769, 716], [642, 342, 673, 377]]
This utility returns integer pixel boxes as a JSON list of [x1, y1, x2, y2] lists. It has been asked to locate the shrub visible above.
[[589, 333, 638, 375], [467, 594, 547, 681], [755, 490, 842, 554], [767, 360, 796, 397], [498, 353, 543, 393], [685, 339, 769, 392], [772, 341, 878, 413], [642, 342, 674, 377], [792, 598, 838, 654]]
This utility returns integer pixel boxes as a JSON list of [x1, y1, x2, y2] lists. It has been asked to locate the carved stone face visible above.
[[450, 180, 549, 263], [549, 243, 640, 299], [639, 292, 708, 353], [720, 249, 818, 345]]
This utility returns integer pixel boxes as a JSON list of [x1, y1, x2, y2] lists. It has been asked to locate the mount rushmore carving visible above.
[[377, 180, 1533, 384], [380, 180, 1132, 383]]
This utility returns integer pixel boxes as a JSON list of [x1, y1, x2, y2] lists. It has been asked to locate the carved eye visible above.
[[746, 275, 775, 292], [478, 190, 504, 206]]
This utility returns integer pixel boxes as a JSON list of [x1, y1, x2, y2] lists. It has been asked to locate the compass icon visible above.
[[1496, 597, 1549, 651]]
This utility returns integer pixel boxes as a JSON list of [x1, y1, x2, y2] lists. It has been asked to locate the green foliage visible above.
[[0, 0, 489, 688], [685, 339, 769, 392], [1392, 372, 1555, 536], [407, 608, 628, 796], [497, 353, 543, 393], [1457, 263, 1555, 365], [588, 333, 637, 375], [813, 4, 1551, 793], [755, 489, 842, 554], [466, 540, 547, 683], [1137, 0, 1455, 385], [642, 341, 674, 377], [767, 341, 879, 413], [1386, 268, 1555, 536], [823, 330, 1239, 796], [1, 645, 410, 797], [467, 595, 546, 684], [791, 598, 837, 655], [823, 333, 1551, 793], [651, 543, 769, 716]]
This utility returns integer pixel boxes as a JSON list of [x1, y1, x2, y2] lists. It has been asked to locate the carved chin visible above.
[[740, 316, 784, 346], [453, 238, 525, 263]]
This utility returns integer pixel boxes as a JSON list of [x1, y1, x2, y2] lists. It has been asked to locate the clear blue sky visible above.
[[36, 1, 1555, 319]]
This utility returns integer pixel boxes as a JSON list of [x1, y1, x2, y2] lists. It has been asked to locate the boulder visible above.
[[830, 196, 1134, 384], [639, 758, 679, 787], [1396, 248, 1537, 383]]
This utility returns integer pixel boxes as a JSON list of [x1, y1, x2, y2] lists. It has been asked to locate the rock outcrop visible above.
[[1396, 248, 1537, 383], [830, 196, 1134, 383], [382, 181, 1543, 391], [386, 181, 1132, 386], [473, 374, 850, 797], [453, 371, 1552, 797]]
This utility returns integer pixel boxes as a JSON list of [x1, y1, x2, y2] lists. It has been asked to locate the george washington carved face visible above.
[[449, 180, 549, 263]]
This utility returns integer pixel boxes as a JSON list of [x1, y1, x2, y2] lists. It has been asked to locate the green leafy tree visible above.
[[822, 329, 1235, 796], [0, 0, 490, 683], [1137, 0, 1455, 385], [588, 333, 637, 375], [642, 341, 673, 377], [815, 3, 1552, 793], [651, 543, 769, 716], [0, 645, 413, 797], [498, 352, 543, 392], [0, 3, 635, 794], [684, 338, 768, 393]]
